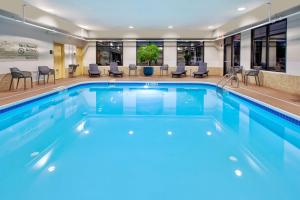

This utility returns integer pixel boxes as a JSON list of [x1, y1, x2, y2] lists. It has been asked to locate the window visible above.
[[177, 41, 204, 65], [136, 41, 164, 65], [251, 19, 286, 72], [232, 34, 241, 66], [224, 34, 240, 74], [96, 41, 123, 66]]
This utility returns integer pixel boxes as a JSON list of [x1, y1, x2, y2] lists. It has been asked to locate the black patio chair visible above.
[[9, 67, 33, 90], [160, 64, 169, 76], [108, 62, 123, 77], [128, 64, 137, 76], [172, 63, 187, 78], [243, 66, 261, 86], [38, 66, 55, 85]]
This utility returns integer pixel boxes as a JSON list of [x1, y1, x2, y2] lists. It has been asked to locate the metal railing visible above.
[[217, 67, 241, 88]]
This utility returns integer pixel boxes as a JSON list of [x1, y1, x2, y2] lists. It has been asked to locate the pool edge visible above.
[[0, 81, 299, 125]]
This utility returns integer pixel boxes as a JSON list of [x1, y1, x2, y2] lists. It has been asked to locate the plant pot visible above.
[[143, 66, 154, 76]]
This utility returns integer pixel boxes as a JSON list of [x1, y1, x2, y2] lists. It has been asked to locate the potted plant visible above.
[[184, 52, 192, 65], [137, 44, 160, 76]]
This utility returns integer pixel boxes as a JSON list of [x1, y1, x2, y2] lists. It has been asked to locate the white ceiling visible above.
[[24, 0, 268, 38]]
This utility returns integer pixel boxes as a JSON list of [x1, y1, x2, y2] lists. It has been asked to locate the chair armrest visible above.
[[20, 71, 32, 77]]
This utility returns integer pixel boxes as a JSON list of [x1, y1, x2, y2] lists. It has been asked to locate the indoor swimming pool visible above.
[[0, 82, 299, 200]]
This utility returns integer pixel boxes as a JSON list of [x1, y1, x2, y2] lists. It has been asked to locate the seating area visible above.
[[1, 1, 300, 200], [5, 61, 268, 90]]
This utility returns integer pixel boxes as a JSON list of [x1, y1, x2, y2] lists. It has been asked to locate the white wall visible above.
[[83, 42, 96, 67], [164, 41, 177, 67], [123, 41, 136, 66], [0, 18, 85, 79], [64, 44, 77, 66], [287, 14, 300, 76], [204, 41, 223, 68], [0, 35, 53, 75]]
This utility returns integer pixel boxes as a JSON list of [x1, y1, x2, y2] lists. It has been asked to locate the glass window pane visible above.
[[177, 41, 204, 66], [251, 19, 286, 72], [136, 41, 164, 66], [233, 34, 241, 66], [254, 26, 267, 38], [268, 33, 286, 72], [269, 20, 287, 36], [96, 41, 123, 66], [253, 36, 267, 69]]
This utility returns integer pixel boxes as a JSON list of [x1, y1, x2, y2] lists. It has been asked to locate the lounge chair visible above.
[[69, 64, 79, 78], [172, 63, 187, 78], [88, 64, 101, 77], [108, 62, 123, 77], [9, 67, 33, 90], [38, 66, 55, 85], [193, 62, 209, 78], [128, 64, 137, 76], [160, 64, 169, 76]]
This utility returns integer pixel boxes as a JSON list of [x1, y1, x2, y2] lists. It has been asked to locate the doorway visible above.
[[76, 47, 83, 76], [223, 34, 241, 75], [53, 43, 65, 79]]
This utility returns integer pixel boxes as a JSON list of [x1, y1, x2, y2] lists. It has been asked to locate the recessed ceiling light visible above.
[[237, 7, 246, 11], [77, 24, 89, 30], [39, 7, 54, 13], [168, 25, 173, 29], [208, 26, 214, 30], [129, 26, 134, 29]]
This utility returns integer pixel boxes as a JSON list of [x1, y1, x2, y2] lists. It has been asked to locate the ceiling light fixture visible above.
[[129, 26, 134, 29], [41, 8, 54, 13], [168, 25, 173, 29], [208, 26, 214, 30], [237, 7, 246, 11]]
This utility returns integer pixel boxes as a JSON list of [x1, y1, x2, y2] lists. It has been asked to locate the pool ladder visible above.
[[217, 73, 239, 88]]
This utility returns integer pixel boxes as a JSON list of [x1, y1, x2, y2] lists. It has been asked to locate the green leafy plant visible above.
[[137, 44, 160, 66]]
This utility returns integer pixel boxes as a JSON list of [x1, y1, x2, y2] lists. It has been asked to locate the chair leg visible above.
[[31, 77, 33, 88], [16, 78, 20, 89], [47, 74, 49, 83], [37, 73, 40, 85], [53, 74, 56, 84], [24, 78, 26, 90], [9, 78, 13, 91]]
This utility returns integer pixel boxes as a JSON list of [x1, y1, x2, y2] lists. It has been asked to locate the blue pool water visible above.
[[0, 82, 299, 200]]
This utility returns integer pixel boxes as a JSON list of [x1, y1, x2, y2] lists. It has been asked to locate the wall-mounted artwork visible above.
[[0, 41, 39, 60]]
